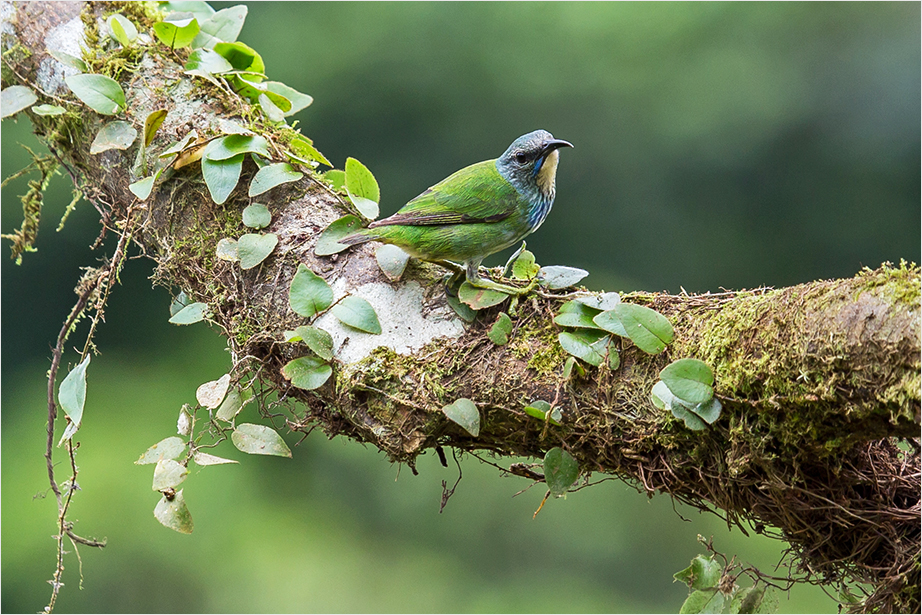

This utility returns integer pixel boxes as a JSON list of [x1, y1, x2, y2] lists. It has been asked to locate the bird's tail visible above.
[[338, 228, 379, 247]]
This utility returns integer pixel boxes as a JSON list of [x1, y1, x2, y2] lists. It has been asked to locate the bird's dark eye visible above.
[[514, 152, 528, 164]]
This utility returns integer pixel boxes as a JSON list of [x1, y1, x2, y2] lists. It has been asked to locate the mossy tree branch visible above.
[[3, 2, 919, 612]]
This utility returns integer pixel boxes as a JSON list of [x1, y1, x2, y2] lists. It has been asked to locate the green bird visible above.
[[340, 129, 573, 294]]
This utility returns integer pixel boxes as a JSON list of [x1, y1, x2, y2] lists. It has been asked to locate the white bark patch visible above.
[[39, 15, 85, 95], [0, 2, 15, 38], [315, 280, 465, 364]]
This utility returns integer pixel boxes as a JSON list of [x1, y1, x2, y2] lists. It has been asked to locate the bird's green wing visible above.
[[369, 160, 519, 228]]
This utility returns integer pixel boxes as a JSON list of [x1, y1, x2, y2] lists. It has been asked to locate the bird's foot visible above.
[[466, 270, 538, 297], [443, 270, 465, 297]]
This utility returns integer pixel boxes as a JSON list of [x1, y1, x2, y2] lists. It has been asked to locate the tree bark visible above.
[[3, 2, 919, 612]]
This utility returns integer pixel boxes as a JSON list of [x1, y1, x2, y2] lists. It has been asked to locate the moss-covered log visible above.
[[3, 2, 919, 612]]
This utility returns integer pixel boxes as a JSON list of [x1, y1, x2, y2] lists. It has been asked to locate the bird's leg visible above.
[[464, 259, 537, 296], [431, 259, 465, 276]]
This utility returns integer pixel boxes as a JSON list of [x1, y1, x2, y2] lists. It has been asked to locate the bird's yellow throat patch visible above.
[[536, 149, 559, 198]]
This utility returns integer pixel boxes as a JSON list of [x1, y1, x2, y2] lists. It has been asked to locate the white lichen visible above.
[[314, 280, 465, 364], [38, 15, 85, 95]]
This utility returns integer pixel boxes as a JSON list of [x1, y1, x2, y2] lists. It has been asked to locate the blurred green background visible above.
[[2, 2, 919, 612]]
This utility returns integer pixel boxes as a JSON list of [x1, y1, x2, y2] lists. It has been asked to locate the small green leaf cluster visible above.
[[99, 5, 327, 204], [167, 290, 209, 324], [456, 247, 589, 311], [214, 201, 279, 270], [316, 159, 384, 253], [552, 292, 724, 430], [651, 358, 722, 430], [673, 554, 778, 614], [136, 370, 295, 533], [282, 264, 382, 390], [553, 291, 629, 369]]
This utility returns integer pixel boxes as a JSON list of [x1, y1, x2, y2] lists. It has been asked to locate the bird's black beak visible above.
[[541, 139, 574, 157]]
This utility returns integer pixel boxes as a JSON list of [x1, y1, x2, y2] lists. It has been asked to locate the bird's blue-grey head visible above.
[[495, 130, 573, 230]]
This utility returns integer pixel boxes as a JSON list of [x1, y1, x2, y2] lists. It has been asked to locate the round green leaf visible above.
[[195, 373, 231, 409], [289, 264, 333, 318], [215, 237, 239, 261], [242, 203, 272, 229], [237, 233, 278, 269], [292, 325, 335, 361], [216, 385, 253, 422], [168, 301, 209, 325], [488, 312, 513, 345], [613, 303, 674, 354], [170, 291, 191, 316], [332, 296, 382, 334], [266, 82, 313, 116], [445, 293, 477, 323], [669, 401, 709, 431], [593, 309, 629, 337], [660, 358, 714, 404], [213, 41, 264, 74], [248, 163, 303, 197], [232, 423, 292, 457], [558, 330, 608, 367], [694, 397, 723, 425], [511, 249, 539, 281], [458, 281, 509, 310], [554, 300, 603, 329], [679, 589, 724, 615], [152, 458, 189, 491], [575, 292, 622, 312], [315, 215, 363, 256], [204, 134, 270, 161], [543, 447, 578, 497], [153, 12, 201, 49], [192, 5, 248, 49], [184, 47, 234, 77], [344, 157, 380, 203], [154, 489, 194, 534], [675, 554, 723, 590], [65, 74, 126, 115], [128, 172, 159, 201], [202, 154, 244, 204], [375, 244, 410, 281], [107, 13, 138, 45], [1, 85, 37, 118], [90, 120, 138, 154], [345, 157, 380, 219], [441, 398, 480, 437], [323, 169, 346, 191], [537, 265, 588, 290], [136, 436, 186, 465], [281, 355, 333, 390]]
